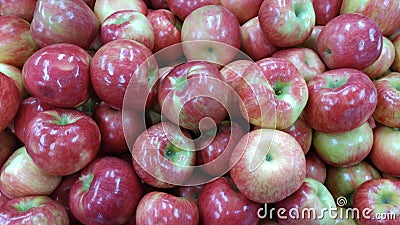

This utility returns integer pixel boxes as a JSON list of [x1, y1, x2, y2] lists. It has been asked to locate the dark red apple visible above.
[[0, 128, 19, 168], [171, 185, 204, 204], [0, 190, 8, 208], [148, 0, 168, 9], [0, 72, 20, 132], [305, 150, 326, 183], [313, 0, 342, 25]]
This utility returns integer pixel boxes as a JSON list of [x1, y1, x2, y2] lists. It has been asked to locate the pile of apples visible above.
[[0, 0, 400, 224]]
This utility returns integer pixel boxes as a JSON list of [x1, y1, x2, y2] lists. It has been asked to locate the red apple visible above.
[[240, 17, 277, 61], [313, 0, 342, 25], [22, 43, 92, 108], [171, 185, 203, 204], [90, 39, 158, 111], [167, 0, 218, 21], [198, 177, 260, 225], [0, 128, 19, 168], [373, 72, 400, 128], [24, 108, 101, 176], [340, 0, 400, 36], [370, 125, 400, 177], [236, 58, 308, 130], [13, 97, 55, 143], [303, 68, 377, 133], [0, 15, 38, 68], [230, 129, 306, 203], [219, 0, 263, 24], [271, 47, 326, 83], [94, 0, 148, 24], [0, 196, 69, 225], [281, 116, 313, 154], [363, 37, 396, 79], [353, 179, 400, 225], [101, 10, 155, 50], [302, 25, 323, 52], [0, 0, 37, 22], [258, 0, 316, 48], [0, 63, 28, 100], [158, 61, 229, 130], [148, 0, 168, 9], [381, 173, 400, 182], [0, 190, 8, 208], [393, 35, 400, 72], [305, 150, 326, 183], [136, 191, 199, 225], [317, 13, 383, 70], [69, 156, 143, 225], [0, 72, 20, 132], [181, 5, 242, 65], [132, 122, 196, 188], [30, 0, 99, 50]]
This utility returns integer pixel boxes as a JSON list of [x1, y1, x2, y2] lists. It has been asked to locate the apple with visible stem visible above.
[[274, 178, 337, 225], [131, 122, 196, 188], [0, 72, 20, 132], [0, 128, 19, 168], [167, 0, 218, 21], [219, 0, 263, 24], [13, 97, 55, 143], [230, 129, 306, 203], [101, 10, 155, 50], [303, 68, 377, 133], [91, 39, 158, 111], [363, 37, 396, 79], [181, 5, 242, 65], [94, 0, 148, 24], [69, 156, 143, 225], [236, 58, 308, 130], [24, 108, 101, 176], [240, 17, 277, 61], [258, 0, 316, 48], [22, 43, 92, 108], [370, 125, 400, 177], [393, 35, 400, 72], [325, 161, 381, 207], [317, 13, 383, 70], [271, 47, 326, 83], [158, 61, 229, 130], [0, 196, 69, 225], [313, 0, 342, 25], [353, 179, 400, 225], [305, 150, 326, 183], [0, 63, 28, 100], [0, 0, 37, 22], [198, 177, 260, 225], [0, 146, 62, 199], [302, 25, 323, 52], [340, 0, 400, 36], [30, 0, 99, 50], [0, 15, 38, 68], [171, 185, 204, 204], [281, 116, 313, 154], [373, 72, 400, 128], [312, 122, 373, 167]]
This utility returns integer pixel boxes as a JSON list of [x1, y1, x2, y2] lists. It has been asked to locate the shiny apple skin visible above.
[[158, 61, 229, 130], [0, 196, 69, 225], [196, 121, 246, 176], [236, 58, 308, 130], [90, 39, 158, 111], [353, 179, 400, 225], [30, 0, 99, 50], [0, 0, 37, 22], [171, 185, 203, 204], [281, 116, 313, 154], [25, 108, 101, 176], [219, 0, 263, 24], [303, 68, 378, 134], [302, 25, 323, 52], [69, 157, 143, 225], [22, 43, 91, 108], [305, 150, 326, 183], [340, 0, 400, 37], [0, 73, 20, 132], [94, 0, 148, 24], [0, 15, 38, 68], [198, 177, 260, 225], [0, 146, 62, 199], [373, 72, 400, 128], [313, 0, 342, 25], [370, 126, 400, 177], [317, 13, 383, 70], [0, 63, 29, 100], [167, 0, 218, 20], [363, 37, 396, 79], [0, 128, 19, 168], [101, 10, 155, 50], [325, 161, 381, 203], [241, 17, 277, 61], [136, 191, 199, 225], [13, 97, 55, 143]]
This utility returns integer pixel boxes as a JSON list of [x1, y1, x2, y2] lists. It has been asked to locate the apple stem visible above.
[[13, 197, 46, 212]]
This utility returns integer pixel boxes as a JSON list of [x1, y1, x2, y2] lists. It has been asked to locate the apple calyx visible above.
[[378, 192, 397, 205], [169, 76, 188, 92], [80, 173, 94, 192], [163, 143, 191, 166], [114, 14, 131, 25], [273, 81, 291, 98], [390, 79, 400, 91], [324, 76, 348, 89], [13, 196, 46, 212]]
